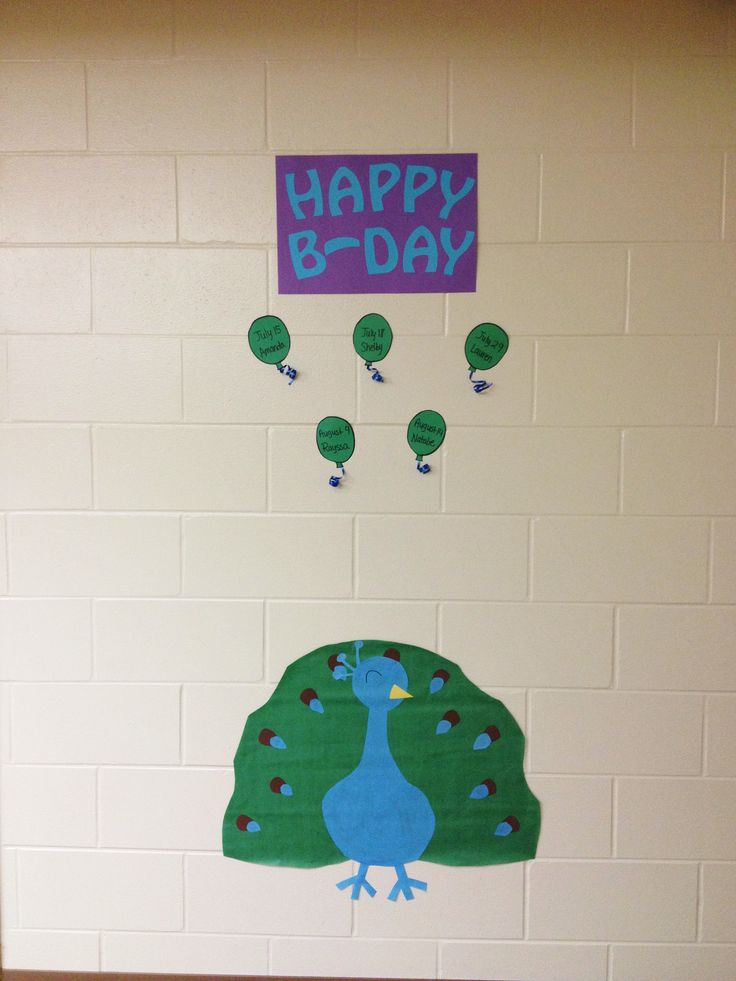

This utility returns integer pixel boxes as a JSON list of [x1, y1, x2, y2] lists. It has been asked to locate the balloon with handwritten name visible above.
[[464, 322, 509, 394], [316, 416, 355, 488], [407, 409, 446, 475], [248, 315, 297, 384], [353, 313, 393, 382]]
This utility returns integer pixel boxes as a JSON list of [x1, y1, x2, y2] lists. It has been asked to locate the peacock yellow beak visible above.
[[389, 684, 412, 700]]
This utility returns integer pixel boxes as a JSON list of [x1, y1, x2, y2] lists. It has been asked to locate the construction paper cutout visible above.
[[316, 416, 355, 487], [248, 315, 297, 384], [275, 154, 478, 294], [353, 313, 393, 382], [223, 639, 541, 902], [407, 409, 446, 474], [464, 322, 509, 393]]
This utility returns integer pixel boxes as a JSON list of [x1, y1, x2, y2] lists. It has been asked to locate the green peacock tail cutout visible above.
[[223, 640, 540, 878]]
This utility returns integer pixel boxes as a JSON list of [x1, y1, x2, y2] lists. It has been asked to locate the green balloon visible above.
[[465, 323, 509, 372], [352, 313, 393, 364], [248, 315, 291, 366], [316, 416, 355, 467], [407, 409, 446, 461]]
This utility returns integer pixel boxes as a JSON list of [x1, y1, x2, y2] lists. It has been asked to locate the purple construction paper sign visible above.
[[276, 154, 477, 294]]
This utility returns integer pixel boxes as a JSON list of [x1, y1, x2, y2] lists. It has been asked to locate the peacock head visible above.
[[332, 642, 412, 711]]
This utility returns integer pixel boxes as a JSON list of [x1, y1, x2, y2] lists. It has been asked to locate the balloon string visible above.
[[329, 466, 346, 488], [277, 363, 297, 384], [469, 369, 492, 394], [364, 361, 383, 382]]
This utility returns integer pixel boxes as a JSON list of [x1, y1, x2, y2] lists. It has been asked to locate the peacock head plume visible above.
[[331, 641, 411, 710]]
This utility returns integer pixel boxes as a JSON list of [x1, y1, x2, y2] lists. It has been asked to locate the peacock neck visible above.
[[359, 706, 398, 769]]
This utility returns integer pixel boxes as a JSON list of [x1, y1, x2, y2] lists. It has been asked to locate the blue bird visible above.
[[223, 639, 541, 904], [321, 644, 436, 901]]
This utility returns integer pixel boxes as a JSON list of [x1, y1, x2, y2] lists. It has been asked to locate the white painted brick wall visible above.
[[1, 1, 734, 978]]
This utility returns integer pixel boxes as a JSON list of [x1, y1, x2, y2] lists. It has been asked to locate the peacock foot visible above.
[[388, 864, 428, 902], [336, 862, 376, 900]]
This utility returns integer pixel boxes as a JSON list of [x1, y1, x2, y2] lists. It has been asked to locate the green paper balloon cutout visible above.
[[407, 409, 446, 474], [248, 315, 297, 384], [464, 322, 509, 393], [353, 313, 393, 382], [317, 416, 355, 487]]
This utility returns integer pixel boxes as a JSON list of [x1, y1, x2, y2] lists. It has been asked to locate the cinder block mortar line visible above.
[[611, 605, 620, 690], [605, 942, 612, 981], [623, 246, 631, 333], [530, 340, 539, 423], [696, 860, 705, 941], [8, 596, 731, 609], [707, 519, 715, 604], [617, 430, 625, 514], [713, 339, 722, 425]]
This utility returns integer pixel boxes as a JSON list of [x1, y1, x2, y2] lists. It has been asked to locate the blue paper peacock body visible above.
[[223, 639, 540, 901]]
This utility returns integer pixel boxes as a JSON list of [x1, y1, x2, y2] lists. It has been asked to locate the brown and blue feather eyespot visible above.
[[258, 727, 287, 749], [435, 709, 460, 734], [236, 814, 260, 833], [270, 776, 294, 797], [469, 778, 497, 799], [495, 815, 520, 837], [429, 668, 449, 694], [473, 725, 500, 750], [300, 688, 324, 713]]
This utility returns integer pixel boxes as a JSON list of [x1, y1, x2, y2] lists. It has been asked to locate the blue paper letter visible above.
[[289, 230, 327, 279], [329, 166, 365, 216], [285, 169, 323, 220]]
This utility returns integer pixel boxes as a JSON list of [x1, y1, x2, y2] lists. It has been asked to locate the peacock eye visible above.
[[365, 669, 382, 686]]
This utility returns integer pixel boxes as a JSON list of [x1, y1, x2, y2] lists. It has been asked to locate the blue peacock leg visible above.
[[388, 864, 428, 902], [336, 862, 376, 900]]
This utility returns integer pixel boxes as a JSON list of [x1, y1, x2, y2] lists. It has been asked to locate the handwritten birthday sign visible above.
[[276, 154, 477, 294]]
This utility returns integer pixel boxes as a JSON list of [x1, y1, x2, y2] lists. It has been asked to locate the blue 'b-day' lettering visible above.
[[284, 162, 476, 281]]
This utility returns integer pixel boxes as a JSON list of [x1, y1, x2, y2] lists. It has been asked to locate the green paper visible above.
[[248, 315, 291, 366], [407, 409, 446, 462], [352, 313, 393, 364], [223, 640, 540, 871], [316, 416, 355, 467], [465, 322, 509, 372]]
